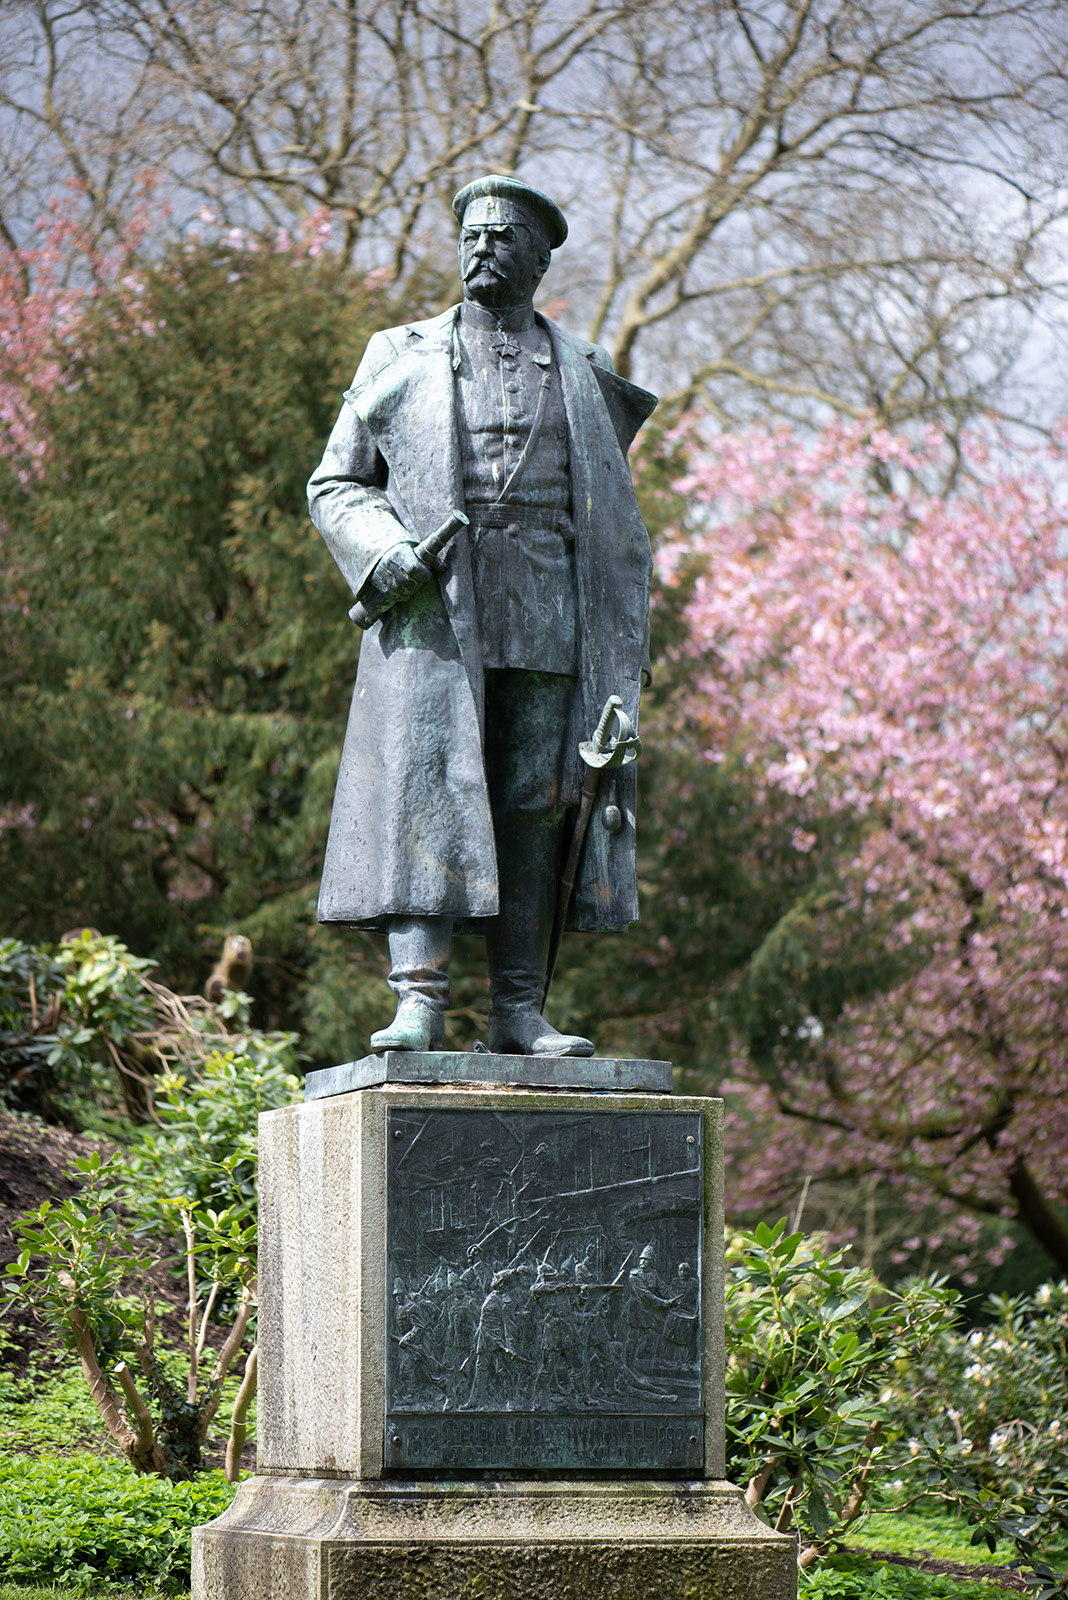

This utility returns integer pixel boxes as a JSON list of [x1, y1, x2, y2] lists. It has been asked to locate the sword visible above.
[[542, 695, 641, 1010], [349, 508, 469, 629]]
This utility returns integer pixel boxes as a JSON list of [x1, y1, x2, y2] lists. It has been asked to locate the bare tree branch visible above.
[[1, 0, 1066, 425]]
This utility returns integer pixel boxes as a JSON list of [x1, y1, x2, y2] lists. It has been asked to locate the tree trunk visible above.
[[1009, 1158, 1068, 1273], [115, 1361, 172, 1476], [225, 1345, 257, 1484]]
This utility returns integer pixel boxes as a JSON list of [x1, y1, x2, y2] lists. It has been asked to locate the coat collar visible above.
[[399, 303, 606, 374], [354, 306, 622, 531], [400, 305, 460, 342]]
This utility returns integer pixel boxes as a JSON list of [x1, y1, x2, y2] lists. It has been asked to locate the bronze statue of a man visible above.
[[308, 175, 656, 1057]]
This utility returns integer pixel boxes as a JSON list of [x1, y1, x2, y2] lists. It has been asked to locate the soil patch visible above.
[[0, 1111, 106, 1371], [851, 1547, 1031, 1592]]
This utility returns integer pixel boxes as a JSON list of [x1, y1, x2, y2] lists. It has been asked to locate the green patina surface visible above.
[[324, 1541, 793, 1599], [304, 1050, 673, 1099]]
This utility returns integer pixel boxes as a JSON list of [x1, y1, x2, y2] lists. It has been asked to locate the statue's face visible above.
[[459, 199, 549, 307]]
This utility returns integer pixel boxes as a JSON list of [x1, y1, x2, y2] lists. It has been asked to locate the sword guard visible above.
[[579, 695, 641, 771]]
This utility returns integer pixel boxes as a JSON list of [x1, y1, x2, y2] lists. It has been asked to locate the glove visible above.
[[369, 541, 431, 603]]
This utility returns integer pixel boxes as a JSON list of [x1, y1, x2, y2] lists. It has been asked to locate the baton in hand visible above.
[[349, 508, 469, 629]]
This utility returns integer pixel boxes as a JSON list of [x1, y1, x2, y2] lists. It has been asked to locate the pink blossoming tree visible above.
[[0, 183, 172, 483], [0, 191, 341, 478], [660, 420, 1068, 1273]]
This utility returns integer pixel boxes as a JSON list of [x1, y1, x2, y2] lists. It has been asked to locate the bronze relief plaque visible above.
[[385, 1107, 703, 1472]]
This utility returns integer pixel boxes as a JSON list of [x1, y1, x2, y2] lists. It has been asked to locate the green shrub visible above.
[[0, 930, 300, 1132], [894, 1281, 1068, 1598], [6, 1145, 261, 1479], [126, 1041, 301, 1231], [0, 1454, 235, 1590], [5, 1006, 299, 1479], [724, 1220, 957, 1567], [725, 1223, 1068, 1593], [0, 935, 155, 1123], [801, 1553, 1013, 1598]]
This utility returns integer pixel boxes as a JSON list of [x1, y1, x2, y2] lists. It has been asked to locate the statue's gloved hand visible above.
[[370, 541, 432, 603]]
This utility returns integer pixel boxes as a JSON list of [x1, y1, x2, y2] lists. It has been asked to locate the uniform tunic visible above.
[[456, 307, 577, 676], [306, 304, 658, 932]]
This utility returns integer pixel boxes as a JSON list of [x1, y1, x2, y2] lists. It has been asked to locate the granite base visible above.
[[191, 1475, 797, 1600], [256, 1085, 724, 1479]]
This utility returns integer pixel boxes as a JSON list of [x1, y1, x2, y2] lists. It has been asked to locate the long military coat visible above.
[[308, 304, 656, 932]]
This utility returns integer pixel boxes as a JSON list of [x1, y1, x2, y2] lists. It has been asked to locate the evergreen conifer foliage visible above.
[[0, 243, 389, 1031]]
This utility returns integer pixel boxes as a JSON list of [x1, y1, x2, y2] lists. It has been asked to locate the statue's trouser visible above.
[[385, 915, 452, 1013], [386, 669, 574, 1022]]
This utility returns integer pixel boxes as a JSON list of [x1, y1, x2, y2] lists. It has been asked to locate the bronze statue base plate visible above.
[[304, 1050, 672, 1099]]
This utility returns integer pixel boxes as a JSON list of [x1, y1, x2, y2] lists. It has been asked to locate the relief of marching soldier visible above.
[[623, 1243, 677, 1370], [463, 1268, 526, 1411], [390, 1275, 446, 1408], [528, 1256, 582, 1406], [659, 1260, 700, 1368]]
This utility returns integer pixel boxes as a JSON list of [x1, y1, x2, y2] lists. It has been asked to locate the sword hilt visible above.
[[593, 695, 622, 752], [579, 695, 641, 771], [542, 691, 643, 1012]]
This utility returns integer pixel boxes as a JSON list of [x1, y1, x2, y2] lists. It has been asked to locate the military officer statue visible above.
[[308, 175, 657, 1059]]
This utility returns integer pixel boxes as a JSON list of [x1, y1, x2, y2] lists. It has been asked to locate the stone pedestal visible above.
[[192, 1059, 796, 1599], [193, 1477, 793, 1600]]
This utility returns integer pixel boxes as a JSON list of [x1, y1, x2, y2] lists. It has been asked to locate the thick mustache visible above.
[[463, 259, 505, 279]]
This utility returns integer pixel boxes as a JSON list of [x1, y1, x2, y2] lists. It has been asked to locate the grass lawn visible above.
[[848, 1509, 1023, 1567], [0, 1488, 1043, 1599], [1, 1363, 1060, 1597], [0, 1590, 178, 1599], [0, 1365, 112, 1459]]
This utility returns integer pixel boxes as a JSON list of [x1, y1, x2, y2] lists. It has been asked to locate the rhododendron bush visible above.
[[659, 420, 1068, 1271]]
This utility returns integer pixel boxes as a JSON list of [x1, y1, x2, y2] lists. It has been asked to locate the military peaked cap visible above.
[[452, 174, 568, 249]]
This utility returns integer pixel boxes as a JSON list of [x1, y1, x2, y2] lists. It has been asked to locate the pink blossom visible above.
[[0, 185, 163, 477], [661, 417, 1068, 1265]]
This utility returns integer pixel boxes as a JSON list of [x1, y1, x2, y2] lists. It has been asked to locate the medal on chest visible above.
[[488, 327, 522, 365]]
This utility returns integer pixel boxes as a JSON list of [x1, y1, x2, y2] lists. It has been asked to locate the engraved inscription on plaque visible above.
[[385, 1108, 703, 1472]]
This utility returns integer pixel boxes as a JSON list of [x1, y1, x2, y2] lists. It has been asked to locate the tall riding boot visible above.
[[370, 915, 452, 1053], [485, 814, 594, 1057]]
